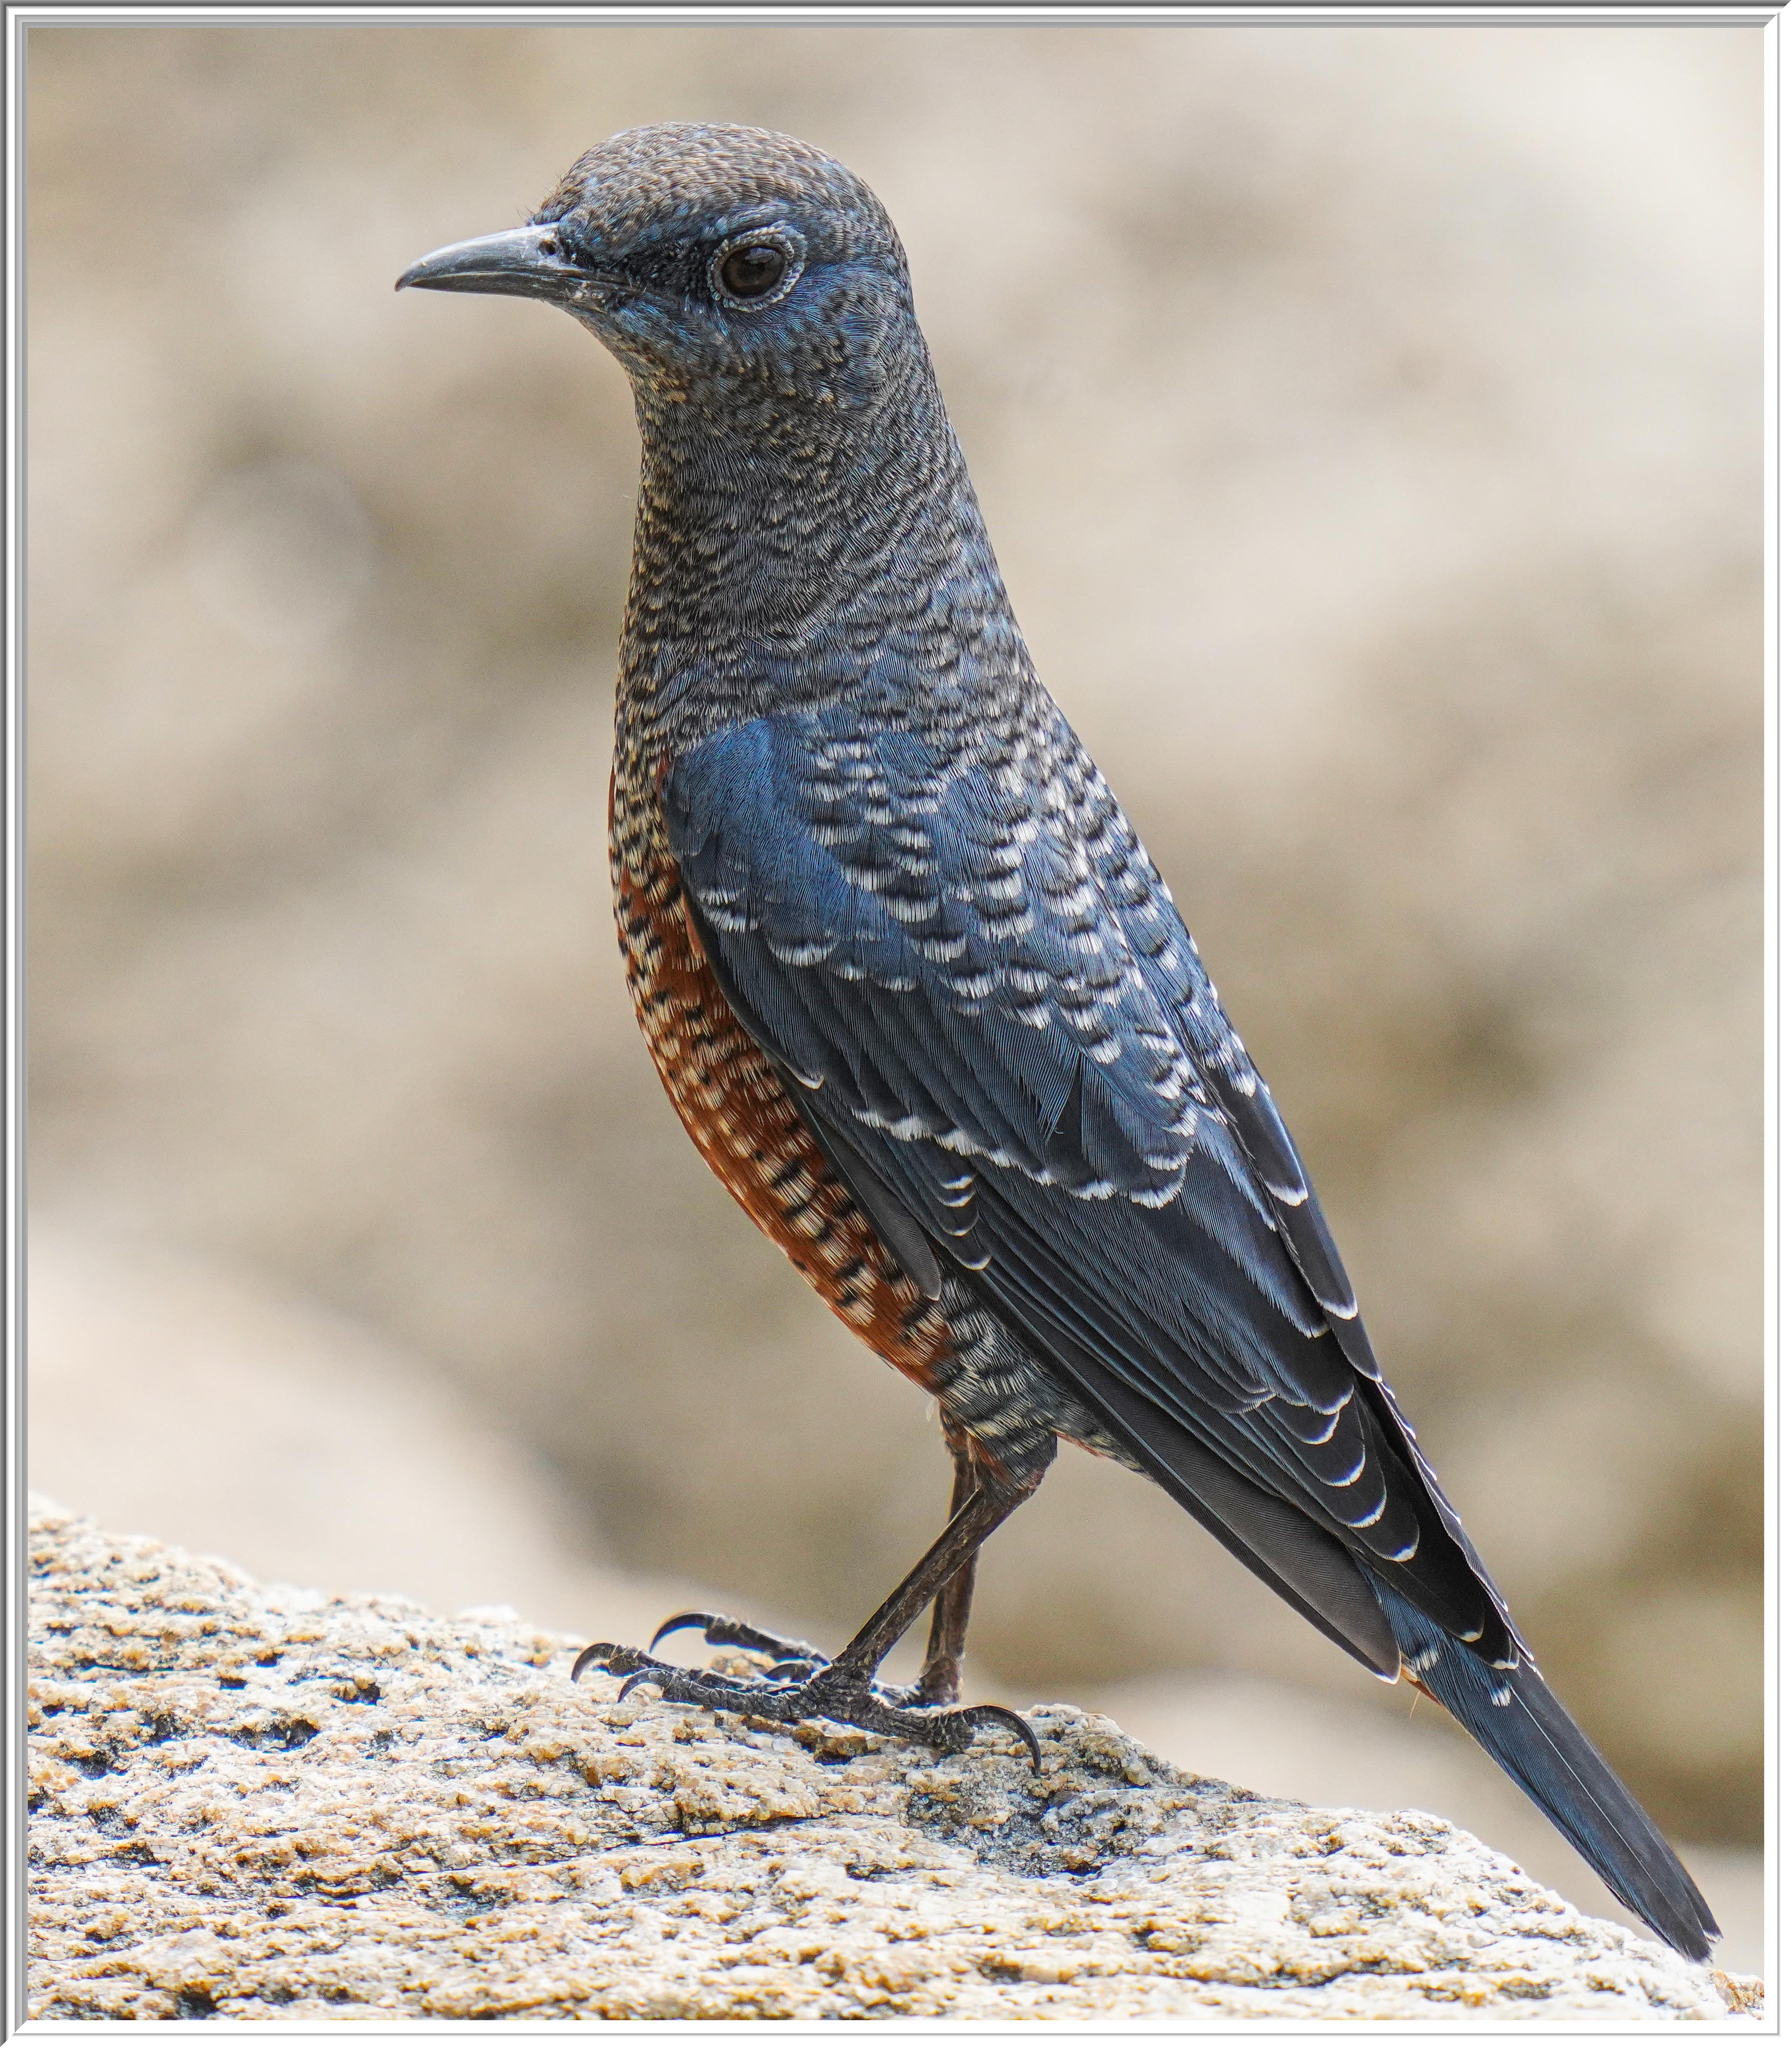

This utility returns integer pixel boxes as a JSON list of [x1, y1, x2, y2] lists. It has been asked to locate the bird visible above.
[[397, 121, 1719, 1962]]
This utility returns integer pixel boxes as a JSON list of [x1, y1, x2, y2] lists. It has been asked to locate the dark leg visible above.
[[909, 1430, 981, 1706], [823, 1455, 1033, 1683], [574, 1444, 1051, 1764], [654, 1429, 986, 1704]]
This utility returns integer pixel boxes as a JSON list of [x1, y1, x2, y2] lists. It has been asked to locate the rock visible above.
[[27, 1505, 1762, 2023]]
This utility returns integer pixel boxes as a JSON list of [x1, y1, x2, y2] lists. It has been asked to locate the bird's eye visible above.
[[714, 242, 791, 304]]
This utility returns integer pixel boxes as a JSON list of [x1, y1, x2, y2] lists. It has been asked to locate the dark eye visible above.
[[717, 244, 788, 302]]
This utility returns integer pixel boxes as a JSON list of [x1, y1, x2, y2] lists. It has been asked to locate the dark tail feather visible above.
[[1374, 1582, 1720, 1963]]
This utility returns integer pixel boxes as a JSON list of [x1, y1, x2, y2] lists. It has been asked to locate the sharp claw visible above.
[[647, 1610, 824, 1664], [616, 1668, 664, 1702], [647, 1611, 718, 1655], [968, 1704, 1043, 1772], [572, 1641, 635, 1684]]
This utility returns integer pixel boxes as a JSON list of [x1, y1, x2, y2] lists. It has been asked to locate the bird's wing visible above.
[[663, 707, 1516, 1666]]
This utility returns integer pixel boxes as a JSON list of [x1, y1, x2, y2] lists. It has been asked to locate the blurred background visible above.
[[26, 20, 1763, 1968]]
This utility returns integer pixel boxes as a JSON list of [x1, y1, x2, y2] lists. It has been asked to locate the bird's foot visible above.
[[572, 1627, 1039, 1769], [645, 1609, 830, 1683], [641, 1611, 962, 1710]]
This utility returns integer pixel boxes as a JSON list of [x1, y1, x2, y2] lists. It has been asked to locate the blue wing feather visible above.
[[665, 707, 1512, 1654]]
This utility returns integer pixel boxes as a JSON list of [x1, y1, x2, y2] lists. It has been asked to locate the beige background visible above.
[[27, 20, 1762, 1966]]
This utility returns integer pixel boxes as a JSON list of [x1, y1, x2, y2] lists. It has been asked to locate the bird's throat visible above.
[[617, 359, 1006, 744]]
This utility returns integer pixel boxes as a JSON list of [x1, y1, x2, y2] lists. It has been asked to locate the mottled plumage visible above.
[[398, 123, 1718, 1962]]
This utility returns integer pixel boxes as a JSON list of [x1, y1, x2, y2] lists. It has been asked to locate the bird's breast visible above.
[[608, 745, 953, 1389]]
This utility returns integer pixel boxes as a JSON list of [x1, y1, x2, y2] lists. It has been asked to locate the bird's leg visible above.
[[574, 1446, 1050, 1764], [906, 1429, 981, 1707], [632, 1434, 981, 1692], [820, 1457, 1033, 1688]]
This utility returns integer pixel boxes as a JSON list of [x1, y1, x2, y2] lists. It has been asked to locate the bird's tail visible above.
[[1373, 1581, 1719, 1963]]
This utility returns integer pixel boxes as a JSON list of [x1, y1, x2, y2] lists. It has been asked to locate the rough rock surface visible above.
[[27, 1507, 1764, 2023]]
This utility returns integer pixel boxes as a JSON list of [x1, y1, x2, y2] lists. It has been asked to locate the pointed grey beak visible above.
[[395, 225, 589, 302]]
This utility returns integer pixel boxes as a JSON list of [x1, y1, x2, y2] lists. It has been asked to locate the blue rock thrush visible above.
[[398, 122, 1718, 1961]]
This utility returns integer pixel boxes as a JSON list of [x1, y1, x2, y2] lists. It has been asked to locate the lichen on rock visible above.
[[27, 1505, 1763, 2021]]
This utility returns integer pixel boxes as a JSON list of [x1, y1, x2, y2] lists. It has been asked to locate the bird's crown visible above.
[[534, 122, 906, 288]]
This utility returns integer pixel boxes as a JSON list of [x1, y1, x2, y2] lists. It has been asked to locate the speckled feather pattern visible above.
[[608, 761, 946, 1366], [610, 722, 1126, 1482], [431, 120, 1722, 1960]]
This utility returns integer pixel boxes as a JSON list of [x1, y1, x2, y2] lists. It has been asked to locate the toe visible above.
[[963, 1703, 1043, 1772], [649, 1611, 826, 1665], [572, 1640, 644, 1684]]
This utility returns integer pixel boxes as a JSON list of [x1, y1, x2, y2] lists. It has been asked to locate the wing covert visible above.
[[664, 706, 1514, 1657]]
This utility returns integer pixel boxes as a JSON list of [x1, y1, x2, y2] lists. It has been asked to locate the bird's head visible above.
[[397, 124, 918, 431]]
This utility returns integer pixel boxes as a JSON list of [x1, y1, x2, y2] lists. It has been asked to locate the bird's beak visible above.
[[395, 225, 589, 303]]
